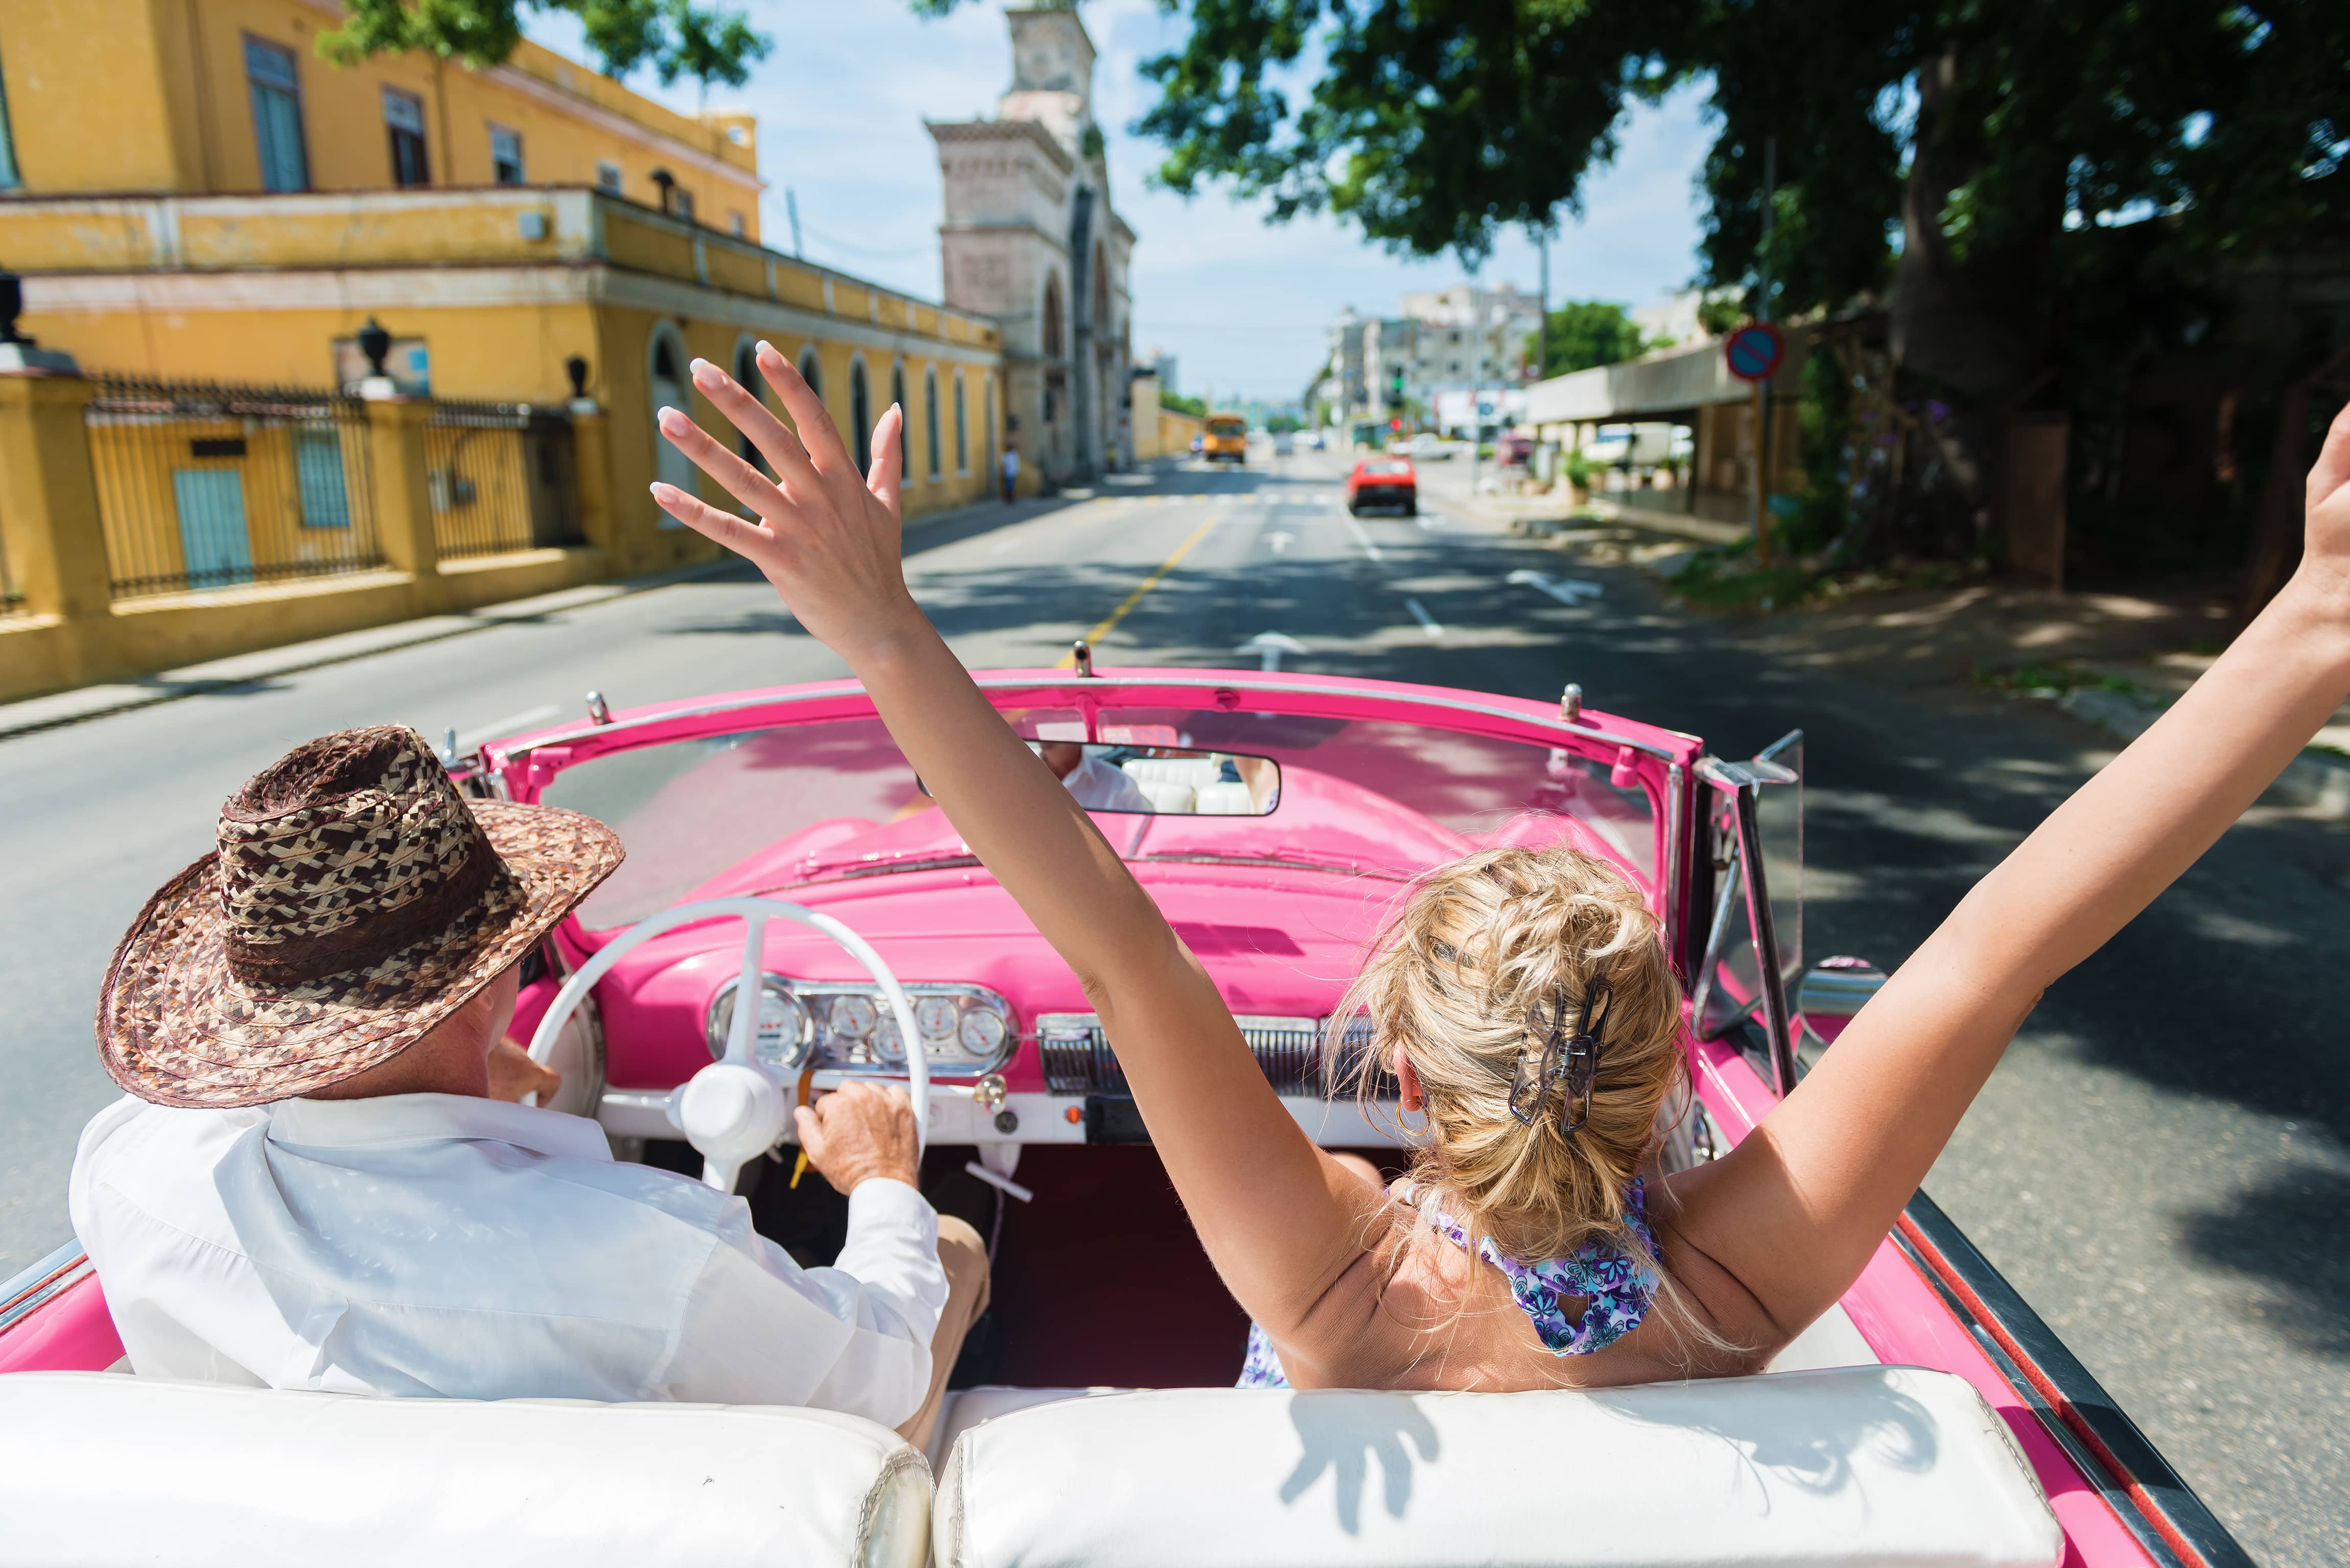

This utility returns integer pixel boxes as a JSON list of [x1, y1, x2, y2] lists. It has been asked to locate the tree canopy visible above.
[[915, 1, 2346, 562], [322, 0, 770, 91], [1530, 301, 1673, 376]]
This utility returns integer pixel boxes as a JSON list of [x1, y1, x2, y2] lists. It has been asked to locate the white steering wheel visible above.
[[524, 897, 928, 1193]]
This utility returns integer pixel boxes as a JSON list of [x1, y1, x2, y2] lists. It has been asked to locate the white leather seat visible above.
[[933, 1366, 2062, 1568], [0, 1371, 929, 1568]]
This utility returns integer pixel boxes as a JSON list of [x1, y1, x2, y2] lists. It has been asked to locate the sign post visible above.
[[1725, 323, 1786, 562]]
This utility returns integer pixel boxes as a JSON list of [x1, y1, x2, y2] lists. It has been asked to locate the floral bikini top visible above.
[[1236, 1178, 1659, 1389]]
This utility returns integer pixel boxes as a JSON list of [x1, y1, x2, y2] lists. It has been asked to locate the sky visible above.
[[526, 2, 1717, 403]]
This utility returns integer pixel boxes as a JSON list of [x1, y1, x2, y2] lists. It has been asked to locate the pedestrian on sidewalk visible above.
[[1000, 443, 1019, 505]]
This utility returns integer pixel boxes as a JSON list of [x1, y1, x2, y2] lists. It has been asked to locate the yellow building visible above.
[[0, 0, 1006, 551]]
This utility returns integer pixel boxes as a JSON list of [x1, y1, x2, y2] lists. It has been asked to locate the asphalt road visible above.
[[3, 447, 2342, 1563]]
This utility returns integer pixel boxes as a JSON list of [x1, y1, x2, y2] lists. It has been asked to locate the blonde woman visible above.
[[652, 344, 2350, 1392]]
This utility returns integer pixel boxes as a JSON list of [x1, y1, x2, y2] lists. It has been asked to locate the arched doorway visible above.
[[649, 326, 696, 520], [850, 358, 872, 475]]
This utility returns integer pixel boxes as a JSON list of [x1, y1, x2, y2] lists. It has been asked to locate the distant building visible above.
[[1328, 282, 1543, 435], [1631, 291, 1711, 350], [1327, 307, 1368, 420], [930, 8, 1136, 485], [1143, 347, 1179, 399]]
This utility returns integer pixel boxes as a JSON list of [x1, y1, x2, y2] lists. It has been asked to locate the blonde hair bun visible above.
[[1334, 842, 1685, 1268]]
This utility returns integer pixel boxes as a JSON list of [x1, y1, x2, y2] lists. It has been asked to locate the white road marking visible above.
[[1507, 568, 1604, 604], [455, 703, 560, 750], [1268, 530, 1295, 554], [1344, 514, 1387, 562], [1404, 598, 1444, 638], [1239, 631, 1308, 672]]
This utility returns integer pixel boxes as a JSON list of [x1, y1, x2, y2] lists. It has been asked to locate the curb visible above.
[[0, 483, 1094, 744], [2056, 685, 2350, 817], [0, 559, 738, 743]]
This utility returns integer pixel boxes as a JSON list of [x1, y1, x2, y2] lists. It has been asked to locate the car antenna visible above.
[[1071, 640, 1095, 678]]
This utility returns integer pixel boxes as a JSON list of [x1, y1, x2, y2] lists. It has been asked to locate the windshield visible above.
[[1206, 417, 1246, 435], [540, 706, 1659, 930]]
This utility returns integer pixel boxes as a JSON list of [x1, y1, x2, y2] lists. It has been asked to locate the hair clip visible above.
[[1508, 980, 1614, 1133]]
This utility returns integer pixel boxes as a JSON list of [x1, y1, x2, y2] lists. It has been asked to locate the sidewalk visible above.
[[0, 486, 1064, 742], [1497, 505, 2350, 817]]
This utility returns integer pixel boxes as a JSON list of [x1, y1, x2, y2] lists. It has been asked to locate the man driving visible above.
[[1036, 738, 1155, 812], [68, 726, 987, 1446]]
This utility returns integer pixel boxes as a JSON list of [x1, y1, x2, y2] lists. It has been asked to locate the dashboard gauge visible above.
[[914, 995, 960, 1041], [828, 994, 878, 1040], [872, 1014, 906, 1066], [957, 1006, 1008, 1057], [704, 979, 811, 1071]]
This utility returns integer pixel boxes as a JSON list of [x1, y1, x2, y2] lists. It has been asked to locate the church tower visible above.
[[929, 7, 1134, 487]]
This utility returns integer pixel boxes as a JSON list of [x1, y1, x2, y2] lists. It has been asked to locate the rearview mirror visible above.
[[1033, 742, 1279, 815], [927, 743, 1281, 815]]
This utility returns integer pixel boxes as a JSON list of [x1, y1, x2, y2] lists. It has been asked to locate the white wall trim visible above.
[[24, 267, 1003, 370]]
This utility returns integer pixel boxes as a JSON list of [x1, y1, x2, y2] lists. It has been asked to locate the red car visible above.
[[1345, 456, 1417, 516]]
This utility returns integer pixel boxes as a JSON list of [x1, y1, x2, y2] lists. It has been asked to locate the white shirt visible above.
[[1062, 753, 1155, 813], [67, 1092, 948, 1427]]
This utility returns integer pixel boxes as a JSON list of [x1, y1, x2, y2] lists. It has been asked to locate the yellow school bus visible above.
[[1202, 413, 1249, 464]]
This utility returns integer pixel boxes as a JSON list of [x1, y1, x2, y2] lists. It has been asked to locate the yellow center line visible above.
[[1056, 513, 1220, 667]]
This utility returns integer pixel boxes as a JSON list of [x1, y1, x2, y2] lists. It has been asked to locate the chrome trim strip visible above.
[[1896, 1192, 2253, 1568], [1664, 761, 1685, 946], [0, 1240, 92, 1336], [506, 675, 1686, 763]]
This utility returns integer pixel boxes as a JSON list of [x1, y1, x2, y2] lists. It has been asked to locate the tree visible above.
[[1161, 391, 1210, 418], [914, 1, 2349, 566], [323, 0, 769, 92], [1528, 301, 1671, 377]]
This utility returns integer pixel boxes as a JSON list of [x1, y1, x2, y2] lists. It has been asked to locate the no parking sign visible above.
[[1724, 323, 1785, 383]]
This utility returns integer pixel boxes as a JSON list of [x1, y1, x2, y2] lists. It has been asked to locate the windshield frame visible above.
[[470, 670, 1702, 953]]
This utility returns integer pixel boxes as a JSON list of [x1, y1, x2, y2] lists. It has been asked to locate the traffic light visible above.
[[1389, 417, 1403, 433], [1386, 367, 1405, 408]]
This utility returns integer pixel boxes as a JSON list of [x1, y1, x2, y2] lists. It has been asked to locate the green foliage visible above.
[[1160, 391, 1209, 418], [1560, 447, 1600, 489], [1664, 551, 1821, 614], [1266, 413, 1304, 433], [1526, 300, 1671, 377], [1784, 348, 1853, 559], [323, 0, 769, 88]]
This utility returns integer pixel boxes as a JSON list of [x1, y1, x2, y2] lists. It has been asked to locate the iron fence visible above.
[[425, 400, 583, 560], [85, 376, 383, 600]]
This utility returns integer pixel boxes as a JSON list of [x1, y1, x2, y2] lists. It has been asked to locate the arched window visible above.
[[953, 373, 968, 475], [889, 362, 908, 480], [924, 368, 942, 479], [1041, 275, 1064, 361], [797, 347, 823, 405], [733, 340, 765, 474], [850, 358, 872, 476], [647, 325, 695, 513]]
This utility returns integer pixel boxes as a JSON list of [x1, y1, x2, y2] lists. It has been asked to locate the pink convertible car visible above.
[[1, 662, 2249, 1567]]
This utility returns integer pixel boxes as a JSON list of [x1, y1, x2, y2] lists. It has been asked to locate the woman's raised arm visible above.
[[1675, 401, 2350, 1344], [649, 348, 1385, 1345]]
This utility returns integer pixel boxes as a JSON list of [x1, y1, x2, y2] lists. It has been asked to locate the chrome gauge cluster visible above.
[[705, 976, 1016, 1078]]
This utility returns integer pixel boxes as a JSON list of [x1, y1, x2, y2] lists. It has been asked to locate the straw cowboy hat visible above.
[[98, 726, 624, 1108]]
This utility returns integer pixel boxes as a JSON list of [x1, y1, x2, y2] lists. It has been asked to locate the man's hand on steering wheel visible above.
[[796, 1080, 920, 1196]]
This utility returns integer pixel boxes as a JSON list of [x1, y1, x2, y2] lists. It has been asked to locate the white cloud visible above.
[[526, 2, 1714, 402]]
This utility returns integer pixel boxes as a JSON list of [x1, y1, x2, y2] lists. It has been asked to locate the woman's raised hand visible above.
[[2300, 401, 2350, 591], [648, 343, 920, 661]]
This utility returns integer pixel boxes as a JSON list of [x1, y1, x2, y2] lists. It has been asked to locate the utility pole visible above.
[[1750, 136, 1777, 558], [786, 188, 804, 259], [1537, 222, 1551, 382]]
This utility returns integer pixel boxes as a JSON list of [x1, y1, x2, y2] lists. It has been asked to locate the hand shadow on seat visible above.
[[1278, 1392, 1443, 1534]]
